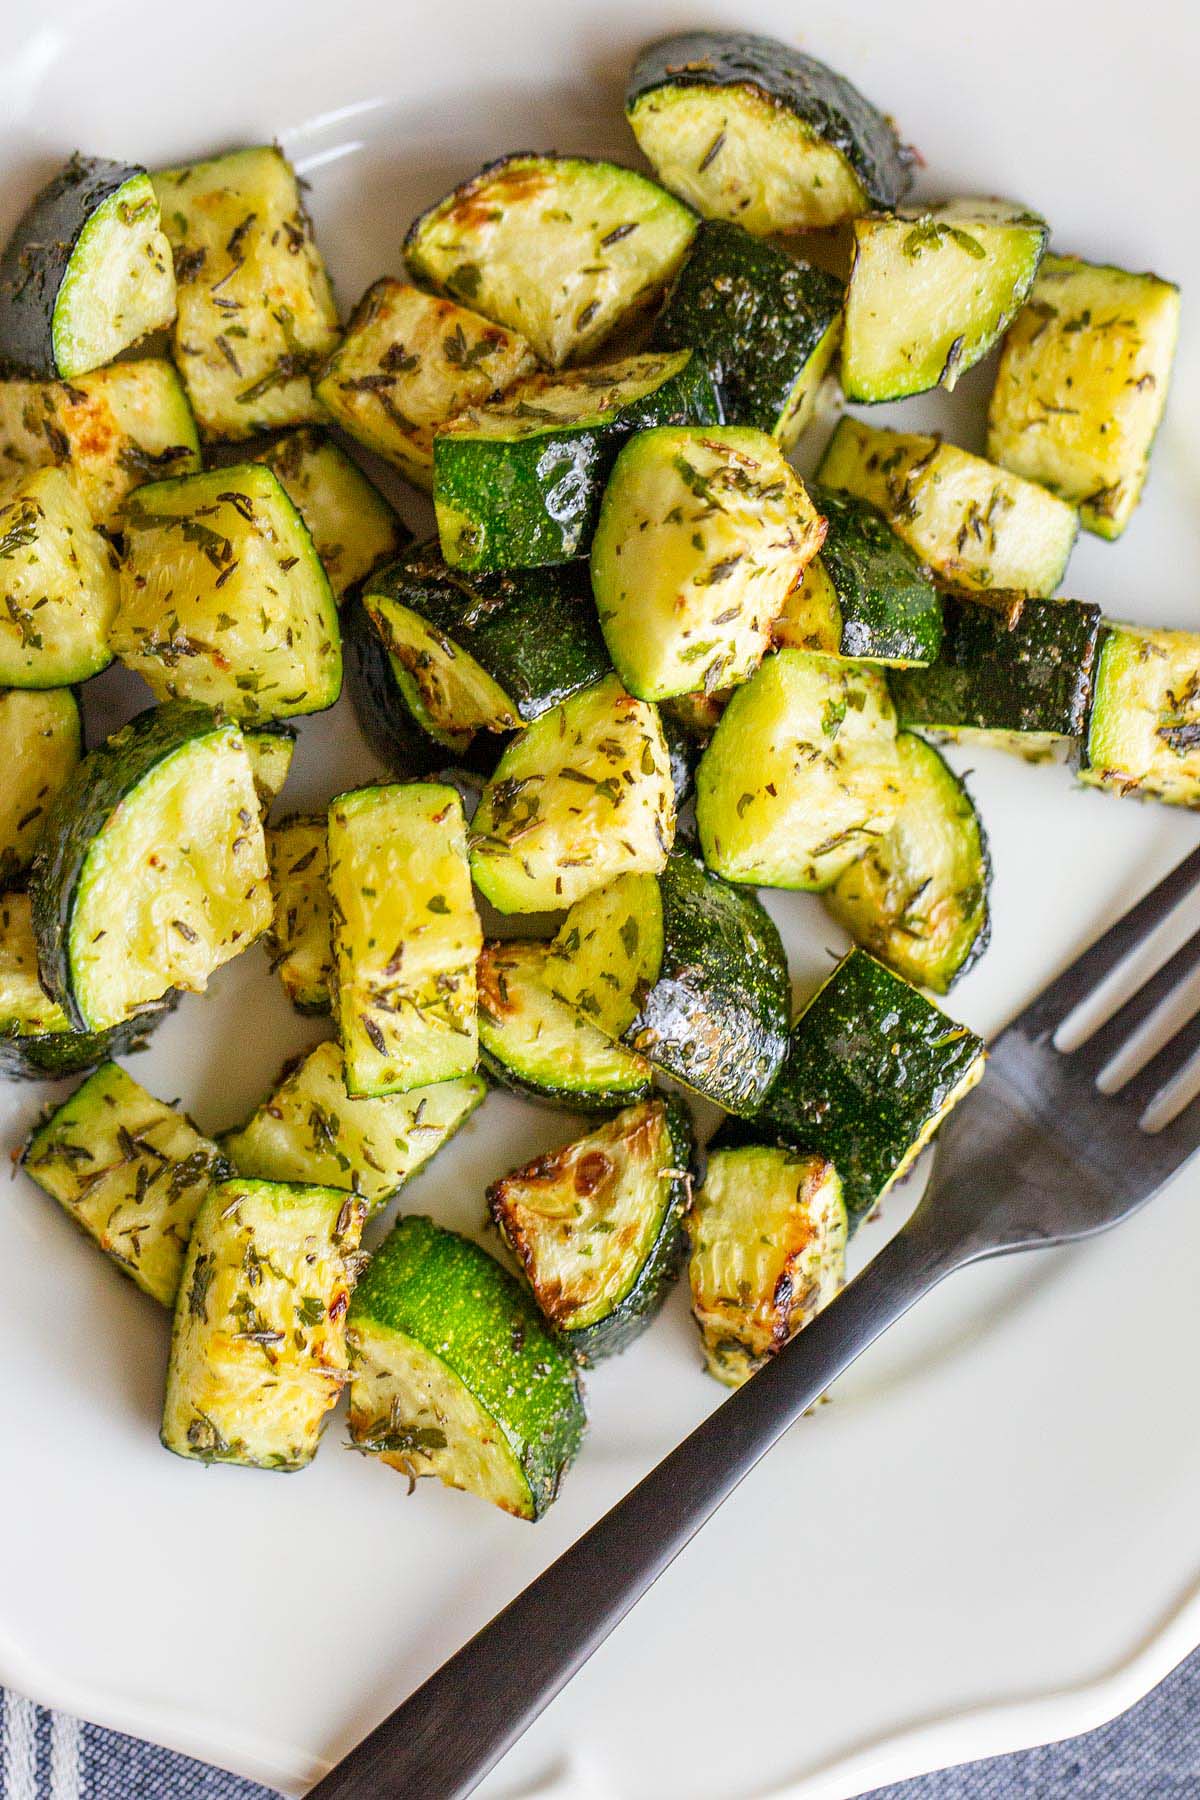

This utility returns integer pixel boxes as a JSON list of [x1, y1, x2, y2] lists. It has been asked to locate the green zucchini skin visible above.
[[781, 486, 943, 666], [0, 995, 173, 1082], [342, 592, 499, 780], [889, 596, 1103, 741], [626, 31, 913, 215], [651, 220, 843, 442]]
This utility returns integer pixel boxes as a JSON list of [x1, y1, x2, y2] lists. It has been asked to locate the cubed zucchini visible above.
[[0, 359, 199, 530], [22, 1062, 228, 1305], [222, 1038, 484, 1213], [263, 814, 331, 1013], [328, 782, 481, 1096], [1081, 624, 1200, 806], [590, 424, 825, 701], [314, 278, 536, 488], [114, 464, 342, 720], [0, 686, 82, 884], [0, 155, 175, 379], [842, 200, 1047, 401], [773, 486, 943, 667], [0, 466, 118, 686], [695, 648, 901, 890], [432, 349, 720, 571], [987, 254, 1181, 539], [477, 938, 652, 1110], [153, 146, 339, 440], [342, 591, 488, 779], [162, 1177, 366, 1471], [251, 428, 407, 601], [469, 672, 675, 913], [346, 1214, 585, 1518], [651, 219, 844, 446], [824, 733, 990, 993], [30, 702, 272, 1033], [625, 30, 913, 231], [687, 1144, 846, 1386], [242, 722, 296, 815], [405, 154, 697, 368], [817, 418, 1078, 597], [489, 1097, 693, 1362]]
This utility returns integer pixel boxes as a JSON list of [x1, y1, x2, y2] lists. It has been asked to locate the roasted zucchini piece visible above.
[[824, 733, 990, 993], [625, 30, 912, 232], [0, 687, 82, 884], [1081, 624, 1200, 806], [0, 466, 118, 686], [740, 948, 987, 1225], [687, 1145, 846, 1385], [987, 254, 1181, 539], [153, 146, 338, 440], [251, 428, 407, 601], [544, 851, 790, 1115], [0, 360, 199, 530], [405, 154, 697, 368], [477, 938, 652, 1111], [841, 200, 1047, 401], [696, 649, 901, 890], [651, 219, 844, 445], [22, 1062, 228, 1305], [773, 486, 942, 668], [342, 592, 486, 779], [314, 279, 536, 488], [162, 1176, 366, 1471], [222, 1038, 484, 1212], [661, 688, 728, 746], [432, 349, 720, 571], [114, 464, 341, 720], [328, 782, 481, 1097], [242, 722, 296, 815], [817, 418, 1079, 598], [470, 672, 675, 913], [263, 814, 331, 1012], [590, 424, 825, 701], [489, 1097, 693, 1361], [364, 542, 610, 733], [0, 154, 175, 379], [30, 702, 272, 1032], [346, 1214, 585, 1518], [890, 595, 1103, 753]]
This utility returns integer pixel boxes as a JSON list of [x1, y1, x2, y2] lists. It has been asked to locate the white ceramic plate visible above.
[[2, 2, 1198, 1795]]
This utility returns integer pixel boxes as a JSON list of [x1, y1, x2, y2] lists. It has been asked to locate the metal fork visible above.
[[310, 842, 1200, 1800]]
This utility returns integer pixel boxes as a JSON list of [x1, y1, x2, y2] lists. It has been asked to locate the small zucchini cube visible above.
[[347, 1215, 586, 1518], [114, 464, 341, 721], [22, 1062, 229, 1305], [153, 146, 339, 440], [242, 722, 296, 815], [264, 814, 331, 1013], [489, 1097, 694, 1362], [987, 255, 1181, 539], [470, 672, 676, 913], [687, 1145, 847, 1386], [163, 1177, 367, 1472], [0, 687, 82, 885], [0, 466, 119, 687], [328, 782, 481, 1096], [1081, 624, 1200, 807], [251, 428, 407, 601], [315, 279, 536, 489], [342, 591, 487, 779], [590, 425, 825, 701]]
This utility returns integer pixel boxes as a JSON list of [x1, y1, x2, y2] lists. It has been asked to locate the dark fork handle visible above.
[[309, 1215, 967, 1800]]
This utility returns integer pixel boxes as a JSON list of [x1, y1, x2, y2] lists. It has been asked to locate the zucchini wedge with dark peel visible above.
[[346, 1214, 586, 1518], [651, 219, 844, 445], [687, 1144, 846, 1385], [264, 814, 331, 1013], [0, 467, 118, 687], [488, 1096, 694, 1362], [433, 350, 720, 571], [242, 722, 296, 815], [0, 154, 175, 378], [477, 938, 652, 1111], [590, 424, 825, 702], [22, 1062, 229, 1305], [222, 1039, 484, 1213], [30, 702, 272, 1033], [405, 154, 697, 368], [342, 591, 485, 779], [625, 30, 913, 231], [251, 429, 408, 602], [162, 1177, 367, 1472], [1, 687, 82, 884], [1081, 624, 1200, 806], [824, 733, 990, 993]]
